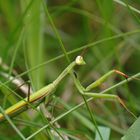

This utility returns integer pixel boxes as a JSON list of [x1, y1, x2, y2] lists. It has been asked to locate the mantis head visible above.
[[75, 56, 86, 65]]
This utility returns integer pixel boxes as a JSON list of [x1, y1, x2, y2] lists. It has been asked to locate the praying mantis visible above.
[[0, 55, 137, 122]]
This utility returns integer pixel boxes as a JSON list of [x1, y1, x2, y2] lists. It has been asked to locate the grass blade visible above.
[[121, 116, 140, 140]]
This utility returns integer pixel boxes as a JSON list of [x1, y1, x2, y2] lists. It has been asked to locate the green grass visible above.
[[0, 0, 140, 139]]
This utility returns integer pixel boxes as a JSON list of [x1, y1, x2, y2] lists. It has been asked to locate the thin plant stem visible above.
[[82, 95, 103, 140], [0, 106, 26, 140], [1, 29, 140, 88], [114, 0, 140, 15], [42, 0, 70, 64]]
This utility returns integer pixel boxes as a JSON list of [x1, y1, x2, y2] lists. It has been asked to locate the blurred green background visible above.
[[0, 0, 140, 140]]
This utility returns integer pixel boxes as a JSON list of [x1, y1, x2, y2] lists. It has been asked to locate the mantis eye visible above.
[[75, 56, 86, 65]]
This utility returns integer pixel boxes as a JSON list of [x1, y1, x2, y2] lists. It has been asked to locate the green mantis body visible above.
[[0, 56, 136, 121], [0, 56, 85, 121]]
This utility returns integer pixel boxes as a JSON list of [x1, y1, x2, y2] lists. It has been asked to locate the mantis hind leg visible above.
[[82, 92, 137, 119]]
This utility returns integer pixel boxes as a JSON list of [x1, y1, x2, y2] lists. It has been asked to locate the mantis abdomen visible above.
[[0, 83, 55, 121]]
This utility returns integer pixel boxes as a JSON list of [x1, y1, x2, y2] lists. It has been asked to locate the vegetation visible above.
[[0, 0, 140, 139]]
